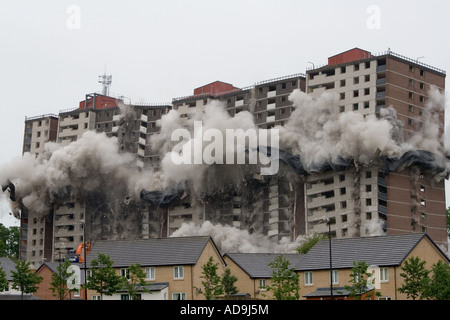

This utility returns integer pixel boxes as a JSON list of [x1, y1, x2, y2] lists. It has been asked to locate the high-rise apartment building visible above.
[[21, 90, 172, 267], [20, 114, 59, 263], [168, 74, 306, 239], [305, 48, 447, 249]]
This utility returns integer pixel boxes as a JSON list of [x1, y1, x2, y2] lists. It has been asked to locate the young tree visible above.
[[397, 256, 429, 300], [200, 256, 223, 300], [121, 263, 151, 300], [266, 255, 300, 300], [222, 268, 238, 296], [11, 260, 43, 300], [344, 261, 376, 300], [0, 224, 19, 259], [0, 265, 8, 292], [85, 253, 124, 300], [50, 260, 78, 300], [424, 260, 450, 300]]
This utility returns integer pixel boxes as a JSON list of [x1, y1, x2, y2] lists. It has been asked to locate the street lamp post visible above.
[[325, 218, 333, 300], [81, 219, 87, 300]]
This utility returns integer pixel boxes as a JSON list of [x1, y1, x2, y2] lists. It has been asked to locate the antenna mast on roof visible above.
[[98, 73, 112, 96]]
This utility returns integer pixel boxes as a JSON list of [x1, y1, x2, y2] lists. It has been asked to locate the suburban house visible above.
[[35, 262, 85, 300], [295, 233, 450, 300], [83, 236, 225, 300], [0, 257, 40, 300], [223, 253, 303, 300]]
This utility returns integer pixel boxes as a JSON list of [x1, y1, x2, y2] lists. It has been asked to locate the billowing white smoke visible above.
[[278, 86, 446, 170], [0, 131, 155, 214], [150, 100, 265, 194], [171, 221, 305, 253], [405, 85, 446, 155]]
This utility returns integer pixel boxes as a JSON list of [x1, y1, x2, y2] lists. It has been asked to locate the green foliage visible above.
[[0, 224, 19, 259], [398, 256, 450, 300], [446, 207, 450, 237], [266, 255, 300, 300], [0, 265, 8, 292], [200, 257, 223, 300], [297, 233, 327, 254], [122, 263, 151, 300], [398, 256, 430, 300], [424, 260, 450, 300], [49, 260, 78, 300], [222, 268, 238, 296], [344, 261, 376, 300], [85, 253, 124, 299], [11, 260, 43, 299]]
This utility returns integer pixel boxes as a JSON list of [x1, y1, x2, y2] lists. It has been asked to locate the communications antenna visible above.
[[98, 73, 112, 96]]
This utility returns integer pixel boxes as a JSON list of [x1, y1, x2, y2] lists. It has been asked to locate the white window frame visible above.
[[174, 266, 184, 279], [120, 268, 129, 279], [330, 270, 339, 285], [172, 292, 186, 300], [380, 267, 389, 282], [145, 267, 155, 280], [304, 271, 313, 286], [259, 279, 266, 291]]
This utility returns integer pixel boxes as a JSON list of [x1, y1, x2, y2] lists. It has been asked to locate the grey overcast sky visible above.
[[0, 0, 449, 227]]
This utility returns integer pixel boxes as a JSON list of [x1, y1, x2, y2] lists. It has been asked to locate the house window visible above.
[[172, 292, 186, 300], [380, 267, 389, 282], [121, 294, 130, 300], [174, 266, 184, 279], [259, 279, 266, 290], [378, 296, 392, 300], [146, 267, 155, 280], [304, 272, 313, 286], [120, 268, 129, 279], [330, 270, 339, 284], [92, 295, 101, 300], [354, 77, 359, 84]]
